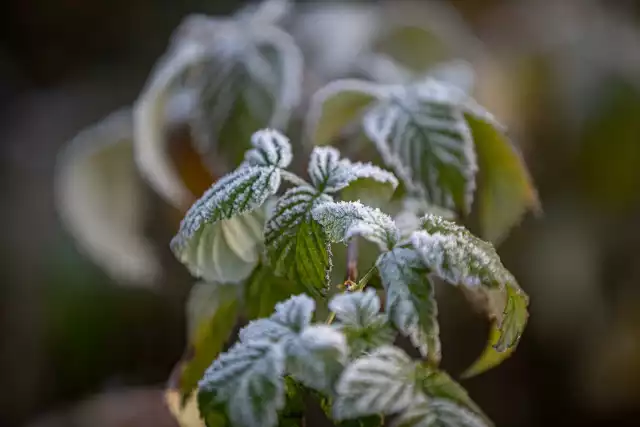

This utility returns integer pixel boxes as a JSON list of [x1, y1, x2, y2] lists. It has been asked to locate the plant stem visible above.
[[346, 239, 359, 282]]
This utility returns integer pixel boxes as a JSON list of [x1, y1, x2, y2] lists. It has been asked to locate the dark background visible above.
[[1, 1, 640, 426]]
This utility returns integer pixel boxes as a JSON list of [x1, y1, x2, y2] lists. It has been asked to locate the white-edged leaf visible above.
[[171, 143, 287, 283], [333, 346, 418, 420], [411, 214, 515, 289], [240, 294, 316, 343], [189, 21, 302, 168], [393, 398, 489, 427], [285, 325, 348, 393], [199, 340, 285, 427], [306, 79, 385, 147], [264, 186, 333, 297], [377, 248, 441, 362], [242, 128, 293, 168], [55, 108, 161, 286], [328, 289, 395, 357], [394, 197, 456, 238], [134, 37, 210, 209], [362, 79, 477, 214], [307, 146, 398, 206], [312, 201, 399, 251]]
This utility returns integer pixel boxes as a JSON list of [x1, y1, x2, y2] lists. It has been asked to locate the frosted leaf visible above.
[[411, 214, 515, 289], [236, 0, 291, 26], [240, 294, 315, 343], [243, 128, 292, 168], [393, 398, 489, 427], [328, 289, 395, 357], [134, 38, 210, 209], [312, 201, 399, 251], [285, 325, 348, 393], [363, 79, 477, 214], [333, 346, 418, 420], [199, 340, 285, 427], [394, 197, 456, 238], [56, 109, 161, 286], [189, 22, 302, 168], [171, 162, 282, 283], [265, 186, 333, 298], [305, 79, 384, 147], [377, 248, 441, 362]]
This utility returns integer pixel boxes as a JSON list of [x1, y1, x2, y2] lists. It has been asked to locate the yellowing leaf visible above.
[[466, 114, 540, 244]]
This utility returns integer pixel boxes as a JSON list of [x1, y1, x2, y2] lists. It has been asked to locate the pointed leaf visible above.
[[306, 79, 384, 147], [285, 325, 348, 393], [265, 186, 333, 297], [199, 340, 285, 427], [377, 248, 441, 363], [56, 109, 161, 286], [466, 114, 540, 244], [328, 290, 395, 357], [333, 346, 418, 420], [363, 80, 478, 213], [412, 214, 515, 289], [313, 201, 399, 251], [180, 282, 239, 398]]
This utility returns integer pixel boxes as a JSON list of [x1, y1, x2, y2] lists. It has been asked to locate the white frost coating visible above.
[[393, 398, 488, 427], [411, 214, 515, 289], [199, 340, 285, 427], [56, 109, 161, 286], [285, 325, 348, 392], [395, 197, 456, 238], [240, 294, 315, 342], [307, 146, 398, 194], [171, 164, 281, 282], [134, 41, 209, 209], [362, 78, 478, 213], [312, 201, 399, 251], [329, 289, 381, 327], [243, 128, 293, 168], [333, 346, 417, 420], [377, 248, 440, 359]]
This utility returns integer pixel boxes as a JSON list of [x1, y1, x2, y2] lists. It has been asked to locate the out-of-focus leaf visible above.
[[244, 264, 304, 320], [306, 80, 383, 147], [466, 114, 540, 244], [56, 109, 161, 286], [166, 387, 213, 427], [179, 282, 239, 398]]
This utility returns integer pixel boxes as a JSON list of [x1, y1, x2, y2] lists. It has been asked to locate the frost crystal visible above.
[[308, 146, 398, 194], [243, 128, 293, 168], [411, 214, 515, 289], [312, 201, 399, 251]]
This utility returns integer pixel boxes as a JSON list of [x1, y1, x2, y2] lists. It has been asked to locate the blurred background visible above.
[[1, 0, 640, 426]]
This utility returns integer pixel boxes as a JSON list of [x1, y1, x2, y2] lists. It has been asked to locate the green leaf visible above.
[[328, 290, 395, 357], [199, 340, 285, 427], [244, 264, 304, 320], [313, 201, 399, 252], [180, 282, 239, 399], [362, 80, 478, 214], [240, 294, 316, 343], [466, 114, 539, 244], [306, 80, 384, 147], [171, 129, 291, 283], [265, 186, 333, 297], [333, 346, 418, 420], [377, 248, 441, 363]]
